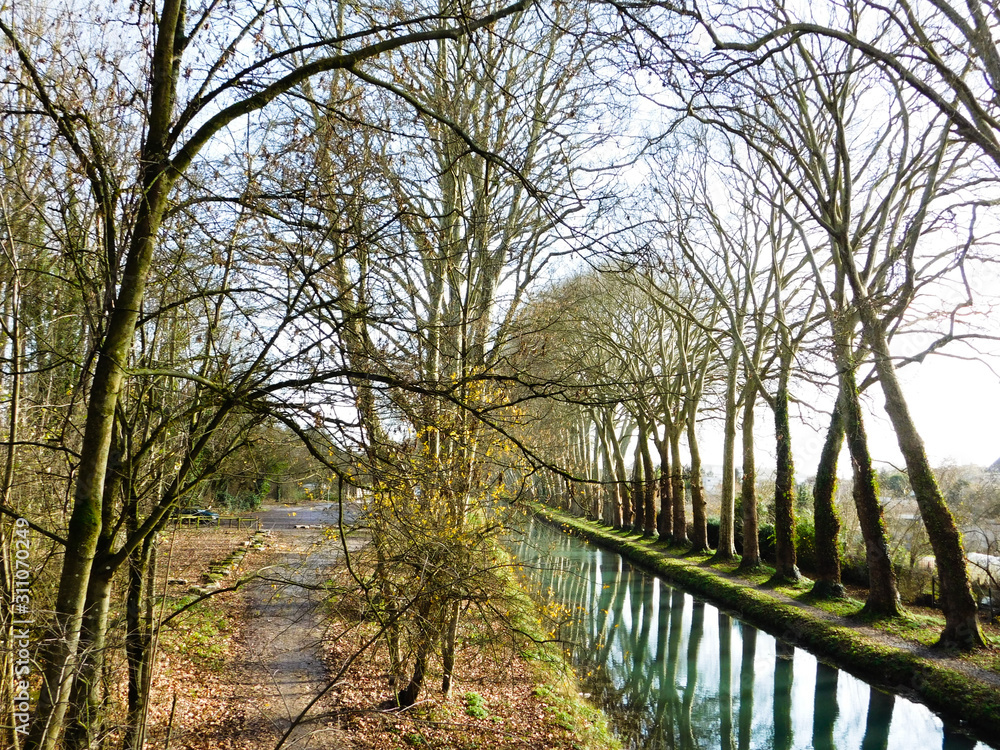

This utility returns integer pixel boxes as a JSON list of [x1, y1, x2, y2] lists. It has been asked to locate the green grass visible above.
[[771, 578, 815, 596], [790, 591, 865, 617], [868, 611, 946, 646], [733, 566, 775, 586]]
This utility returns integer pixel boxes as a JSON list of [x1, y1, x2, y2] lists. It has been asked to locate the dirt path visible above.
[[240, 504, 362, 750]]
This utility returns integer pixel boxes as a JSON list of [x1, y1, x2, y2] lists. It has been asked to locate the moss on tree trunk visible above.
[[811, 401, 845, 599], [738, 381, 761, 572], [771, 374, 800, 583]]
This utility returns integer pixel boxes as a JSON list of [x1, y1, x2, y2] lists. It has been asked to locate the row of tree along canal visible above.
[[514, 520, 995, 750]]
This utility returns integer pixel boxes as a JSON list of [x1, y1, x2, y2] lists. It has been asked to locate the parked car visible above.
[[190, 508, 219, 523], [173, 507, 220, 525]]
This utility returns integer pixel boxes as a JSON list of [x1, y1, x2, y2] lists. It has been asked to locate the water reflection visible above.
[[514, 521, 995, 750], [813, 662, 839, 750]]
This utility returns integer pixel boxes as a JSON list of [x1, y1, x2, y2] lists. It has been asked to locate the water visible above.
[[514, 520, 996, 750]]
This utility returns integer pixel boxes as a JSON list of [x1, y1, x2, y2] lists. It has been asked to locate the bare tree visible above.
[[0, 1, 539, 746], [680, 1, 989, 641]]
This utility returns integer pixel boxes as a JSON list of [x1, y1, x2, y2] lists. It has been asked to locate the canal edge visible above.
[[528, 502, 1000, 744]]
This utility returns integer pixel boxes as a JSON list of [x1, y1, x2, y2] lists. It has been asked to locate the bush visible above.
[[217, 487, 265, 512], [707, 518, 721, 549], [463, 691, 489, 719], [758, 523, 776, 563], [897, 562, 936, 605], [840, 554, 870, 588], [795, 517, 818, 573]]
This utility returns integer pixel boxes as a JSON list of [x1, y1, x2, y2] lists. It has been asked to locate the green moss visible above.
[[865, 612, 945, 647], [529, 671, 622, 750], [792, 591, 864, 617]]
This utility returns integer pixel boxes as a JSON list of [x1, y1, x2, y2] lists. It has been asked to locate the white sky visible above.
[[696, 353, 1000, 481], [864, 354, 1000, 469]]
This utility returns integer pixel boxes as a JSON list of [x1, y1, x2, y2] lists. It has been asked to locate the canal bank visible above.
[[529, 503, 1000, 745]]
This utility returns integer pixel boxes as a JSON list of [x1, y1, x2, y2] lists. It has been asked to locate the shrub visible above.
[[758, 523, 777, 563], [840, 554, 870, 588], [218, 488, 265, 512], [795, 517, 818, 573], [707, 518, 721, 549], [463, 691, 489, 719]]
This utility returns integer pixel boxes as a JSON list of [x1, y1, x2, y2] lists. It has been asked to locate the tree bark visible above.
[[738, 380, 761, 571], [63, 570, 112, 750], [687, 407, 709, 553], [631, 425, 645, 534], [594, 409, 620, 527], [839, 361, 902, 617], [858, 310, 984, 647], [811, 400, 846, 599], [656, 436, 673, 540], [771, 365, 800, 582], [716, 345, 740, 560], [123, 535, 156, 750], [440, 599, 460, 696], [640, 423, 658, 537], [669, 422, 687, 546], [606, 415, 631, 530]]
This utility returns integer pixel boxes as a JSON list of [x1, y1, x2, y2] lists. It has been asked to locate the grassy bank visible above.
[[532, 503, 1000, 742]]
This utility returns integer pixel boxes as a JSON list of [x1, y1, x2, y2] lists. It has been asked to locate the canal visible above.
[[514, 519, 996, 750]]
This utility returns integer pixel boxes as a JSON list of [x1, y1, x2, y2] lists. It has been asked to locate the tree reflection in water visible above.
[[514, 521, 995, 750]]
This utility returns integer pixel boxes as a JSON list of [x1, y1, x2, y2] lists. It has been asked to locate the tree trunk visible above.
[[656, 436, 672, 540], [687, 408, 709, 553], [640, 425, 657, 538], [811, 401, 845, 599], [27, 140, 177, 750], [441, 599, 461, 696], [0, 262, 21, 750], [839, 220, 984, 646], [397, 597, 435, 708], [63, 569, 113, 750], [397, 638, 431, 708], [670, 423, 687, 546], [771, 367, 800, 582], [716, 346, 740, 560], [631, 426, 645, 535], [861, 316, 983, 647], [123, 535, 155, 750], [594, 410, 620, 527], [839, 363, 902, 617], [738, 381, 761, 571], [606, 416, 630, 530]]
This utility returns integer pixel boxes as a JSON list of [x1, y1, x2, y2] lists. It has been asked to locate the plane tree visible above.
[[689, 0, 1000, 174], [614, 0, 992, 647], [684, 2, 990, 640]]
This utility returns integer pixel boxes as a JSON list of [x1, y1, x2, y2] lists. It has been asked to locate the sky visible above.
[[695, 352, 1000, 482], [865, 354, 1000, 470]]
